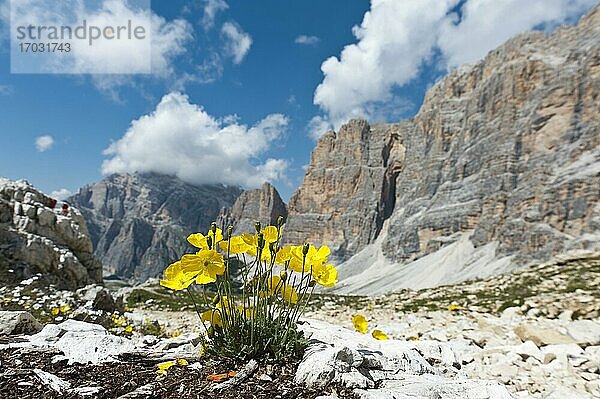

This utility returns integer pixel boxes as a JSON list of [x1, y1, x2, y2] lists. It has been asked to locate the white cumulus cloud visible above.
[[312, 0, 597, 138], [201, 0, 228, 29], [35, 135, 54, 152], [307, 116, 333, 141], [221, 21, 252, 64], [295, 35, 320, 46], [102, 92, 289, 188], [50, 188, 73, 200]]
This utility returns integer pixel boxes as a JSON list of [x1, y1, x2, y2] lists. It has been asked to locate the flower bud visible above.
[[277, 215, 284, 228], [227, 225, 234, 238], [269, 242, 276, 253], [212, 295, 221, 305], [302, 242, 310, 256], [207, 236, 213, 250], [308, 280, 316, 287], [211, 222, 217, 235], [254, 221, 261, 233], [280, 271, 288, 281], [257, 233, 265, 250]]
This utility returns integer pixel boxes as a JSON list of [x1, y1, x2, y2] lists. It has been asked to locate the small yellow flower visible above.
[[187, 228, 223, 250], [372, 329, 388, 340], [159, 261, 196, 291], [280, 284, 298, 304], [201, 309, 222, 327], [125, 325, 133, 333], [113, 316, 125, 327], [50, 308, 60, 317], [218, 235, 250, 254], [156, 358, 188, 375], [241, 226, 279, 261], [59, 304, 71, 313], [448, 304, 462, 312], [289, 245, 330, 273], [311, 263, 338, 287], [176, 358, 188, 366], [181, 250, 225, 285], [156, 360, 176, 374], [352, 314, 368, 334]]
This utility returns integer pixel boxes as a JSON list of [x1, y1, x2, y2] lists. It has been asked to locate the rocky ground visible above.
[[0, 253, 598, 398]]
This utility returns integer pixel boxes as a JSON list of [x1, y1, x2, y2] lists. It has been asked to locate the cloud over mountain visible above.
[[311, 0, 597, 137], [102, 92, 289, 188]]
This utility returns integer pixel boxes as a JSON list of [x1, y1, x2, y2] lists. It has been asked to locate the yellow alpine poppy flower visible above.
[[187, 228, 223, 250], [50, 308, 59, 317], [176, 358, 188, 366], [241, 226, 279, 260], [267, 276, 282, 295], [201, 309, 222, 327], [237, 305, 255, 319], [218, 235, 251, 254], [311, 263, 338, 287], [156, 358, 189, 375], [352, 314, 368, 334], [275, 245, 305, 271], [372, 329, 388, 340], [275, 245, 293, 264], [280, 285, 298, 304], [156, 360, 176, 375], [180, 250, 225, 285], [289, 245, 330, 273], [159, 261, 196, 291], [448, 304, 462, 312]]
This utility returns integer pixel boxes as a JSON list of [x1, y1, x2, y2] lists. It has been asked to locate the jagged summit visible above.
[[217, 182, 287, 234]]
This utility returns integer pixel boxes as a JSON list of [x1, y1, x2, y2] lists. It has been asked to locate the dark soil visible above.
[[0, 347, 356, 399]]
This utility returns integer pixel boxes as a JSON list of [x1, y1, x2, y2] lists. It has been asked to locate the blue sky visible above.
[[0, 0, 596, 201]]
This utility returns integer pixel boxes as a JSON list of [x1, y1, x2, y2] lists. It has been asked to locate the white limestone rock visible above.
[[567, 320, 600, 346], [296, 319, 512, 398], [0, 311, 42, 335]]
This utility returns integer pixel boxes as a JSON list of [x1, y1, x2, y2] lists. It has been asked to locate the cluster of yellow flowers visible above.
[[111, 312, 133, 334], [159, 219, 338, 359], [159, 224, 338, 293], [50, 304, 71, 318], [352, 314, 389, 340]]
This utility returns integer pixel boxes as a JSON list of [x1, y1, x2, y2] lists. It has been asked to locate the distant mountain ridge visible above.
[[69, 173, 242, 281]]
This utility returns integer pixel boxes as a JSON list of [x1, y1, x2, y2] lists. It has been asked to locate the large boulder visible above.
[[0, 310, 42, 335], [0, 178, 102, 289]]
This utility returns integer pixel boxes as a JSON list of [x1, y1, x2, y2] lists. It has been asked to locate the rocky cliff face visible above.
[[218, 182, 287, 234], [0, 178, 102, 290], [69, 173, 241, 281], [286, 7, 600, 287]]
